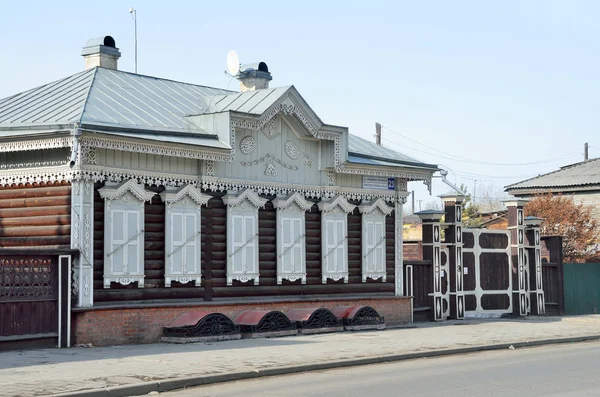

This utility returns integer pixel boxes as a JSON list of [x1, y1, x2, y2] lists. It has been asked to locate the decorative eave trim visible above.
[[200, 175, 397, 202], [358, 198, 394, 216], [98, 179, 156, 202], [80, 135, 232, 162], [272, 192, 313, 211], [0, 136, 73, 152], [0, 165, 73, 186], [336, 164, 433, 193], [318, 195, 356, 214], [222, 188, 268, 209], [159, 184, 211, 206]]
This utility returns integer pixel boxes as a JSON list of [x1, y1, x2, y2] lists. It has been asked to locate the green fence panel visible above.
[[563, 263, 600, 315]]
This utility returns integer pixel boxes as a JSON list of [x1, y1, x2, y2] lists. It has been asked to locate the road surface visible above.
[[161, 341, 600, 396]]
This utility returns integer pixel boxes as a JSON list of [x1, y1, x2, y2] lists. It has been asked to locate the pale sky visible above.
[[1, 0, 598, 212]]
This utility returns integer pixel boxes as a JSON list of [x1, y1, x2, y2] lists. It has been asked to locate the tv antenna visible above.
[[225, 50, 240, 77], [129, 7, 138, 73]]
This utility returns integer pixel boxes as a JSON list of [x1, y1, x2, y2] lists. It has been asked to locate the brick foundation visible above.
[[72, 296, 411, 346]]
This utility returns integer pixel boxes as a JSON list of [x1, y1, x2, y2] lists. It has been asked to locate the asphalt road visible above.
[[161, 341, 600, 397]]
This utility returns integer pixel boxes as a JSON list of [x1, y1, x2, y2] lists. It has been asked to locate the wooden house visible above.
[[0, 36, 438, 346]]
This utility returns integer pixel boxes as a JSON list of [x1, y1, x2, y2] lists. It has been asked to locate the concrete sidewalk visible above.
[[1, 315, 599, 397]]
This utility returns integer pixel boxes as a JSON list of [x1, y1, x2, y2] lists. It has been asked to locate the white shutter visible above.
[[170, 211, 184, 275], [281, 218, 293, 273], [125, 210, 141, 275], [231, 215, 245, 274], [365, 221, 375, 272], [184, 213, 198, 274], [110, 209, 126, 275], [374, 220, 385, 274], [291, 218, 303, 272], [243, 214, 256, 274], [325, 219, 337, 273]]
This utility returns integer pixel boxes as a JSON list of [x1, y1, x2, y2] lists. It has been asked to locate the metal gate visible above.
[[0, 251, 73, 350], [462, 229, 513, 316]]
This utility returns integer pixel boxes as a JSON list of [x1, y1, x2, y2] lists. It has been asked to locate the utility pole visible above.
[[411, 190, 415, 214], [129, 7, 138, 74], [584, 142, 589, 161], [375, 122, 382, 146]]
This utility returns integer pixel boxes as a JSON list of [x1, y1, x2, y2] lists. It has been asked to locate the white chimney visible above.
[[81, 36, 121, 70], [237, 62, 272, 92]]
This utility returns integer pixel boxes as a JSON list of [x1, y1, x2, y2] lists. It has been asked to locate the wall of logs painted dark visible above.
[[0, 182, 71, 249], [93, 186, 397, 303]]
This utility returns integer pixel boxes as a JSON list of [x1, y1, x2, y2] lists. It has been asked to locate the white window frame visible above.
[[222, 189, 268, 286], [358, 199, 393, 282], [318, 195, 356, 284], [98, 180, 155, 288], [272, 192, 313, 285], [160, 185, 211, 287]]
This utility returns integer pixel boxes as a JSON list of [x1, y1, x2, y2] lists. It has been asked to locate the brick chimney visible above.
[[237, 62, 272, 92], [81, 36, 121, 70]]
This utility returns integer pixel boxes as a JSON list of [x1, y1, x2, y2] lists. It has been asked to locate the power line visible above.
[[381, 125, 577, 166]]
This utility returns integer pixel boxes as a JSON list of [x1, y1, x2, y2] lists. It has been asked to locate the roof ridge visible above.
[[77, 68, 99, 126], [96, 67, 236, 93], [505, 157, 600, 190]]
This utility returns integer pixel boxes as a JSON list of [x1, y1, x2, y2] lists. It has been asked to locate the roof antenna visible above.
[[584, 142, 589, 161], [129, 7, 138, 73]]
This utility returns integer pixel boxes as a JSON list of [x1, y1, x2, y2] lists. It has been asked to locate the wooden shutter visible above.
[[243, 214, 257, 274], [110, 209, 126, 275], [231, 215, 245, 274]]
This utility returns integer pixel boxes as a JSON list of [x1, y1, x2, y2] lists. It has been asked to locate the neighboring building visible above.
[[0, 36, 439, 346], [505, 158, 600, 245]]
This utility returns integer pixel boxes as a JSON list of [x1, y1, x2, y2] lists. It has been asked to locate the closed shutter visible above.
[[291, 217, 303, 272], [231, 215, 245, 273], [243, 214, 256, 274], [281, 218, 293, 273], [110, 209, 141, 276], [169, 210, 199, 275], [334, 220, 345, 272], [111, 209, 126, 275], [125, 210, 141, 275], [325, 219, 337, 273], [365, 220, 375, 272], [373, 219, 385, 273]]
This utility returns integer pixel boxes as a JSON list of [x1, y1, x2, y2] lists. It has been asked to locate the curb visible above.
[[48, 334, 600, 397]]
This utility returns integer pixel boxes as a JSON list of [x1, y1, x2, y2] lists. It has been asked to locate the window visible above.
[[318, 195, 356, 284], [160, 185, 211, 287], [359, 199, 393, 282], [223, 189, 268, 286], [273, 193, 313, 284], [98, 180, 155, 288]]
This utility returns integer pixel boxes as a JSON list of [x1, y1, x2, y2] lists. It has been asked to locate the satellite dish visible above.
[[226, 50, 240, 76]]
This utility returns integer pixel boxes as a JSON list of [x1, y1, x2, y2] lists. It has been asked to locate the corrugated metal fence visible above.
[[563, 263, 600, 315]]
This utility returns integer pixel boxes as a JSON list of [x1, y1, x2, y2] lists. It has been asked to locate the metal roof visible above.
[[206, 86, 292, 114], [348, 135, 438, 169], [505, 158, 600, 191], [0, 67, 234, 133]]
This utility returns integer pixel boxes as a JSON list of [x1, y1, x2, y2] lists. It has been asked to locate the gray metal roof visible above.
[[0, 67, 233, 133], [206, 86, 291, 115], [505, 158, 600, 191], [348, 135, 438, 169]]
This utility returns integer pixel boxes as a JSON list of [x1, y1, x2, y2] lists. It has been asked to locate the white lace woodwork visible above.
[[71, 180, 94, 307], [359, 199, 394, 282], [394, 195, 406, 296], [98, 180, 155, 288], [318, 196, 356, 284], [272, 193, 313, 284], [222, 189, 268, 286], [160, 185, 211, 287], [0, 136, 73, 152]]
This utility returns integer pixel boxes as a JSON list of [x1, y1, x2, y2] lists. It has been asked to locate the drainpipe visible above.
[[439, 170, 463, 195], [69, 127, 82, 168]]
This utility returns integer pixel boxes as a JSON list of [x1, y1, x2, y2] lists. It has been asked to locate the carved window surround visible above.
[[272, 192, 313, 285], [160, 185, 211, 287], [98, 180, 156, 288], [318, 195, 356, 284], [222, 189, 268, 286], [358, 198, 394, 282]]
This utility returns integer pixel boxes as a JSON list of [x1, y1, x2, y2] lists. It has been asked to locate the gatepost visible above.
[[440, 193, 465, 319], [415, 210, 445, 321], [524, 216, 545, 315], [504, 199, 529, 316]]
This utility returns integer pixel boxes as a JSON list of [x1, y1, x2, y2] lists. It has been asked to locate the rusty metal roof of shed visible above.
[[505, 158, 600, 192]]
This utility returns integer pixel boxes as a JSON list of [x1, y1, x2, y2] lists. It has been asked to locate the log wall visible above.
[[0, 182, 71, 249], [93, 188, 397, 303]]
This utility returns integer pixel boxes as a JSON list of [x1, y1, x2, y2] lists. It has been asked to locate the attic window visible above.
[[104, 36, 116, 48]]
